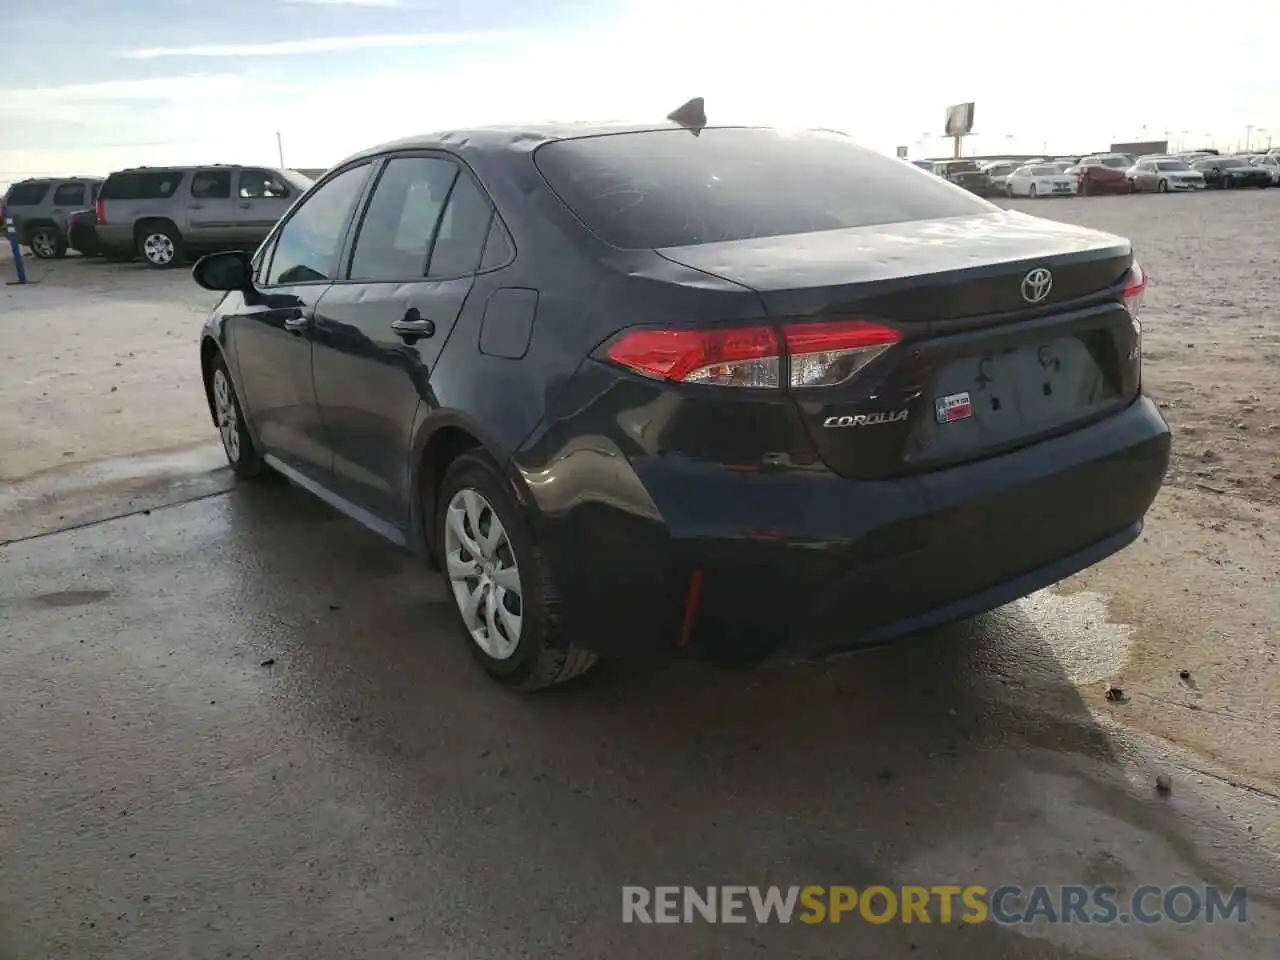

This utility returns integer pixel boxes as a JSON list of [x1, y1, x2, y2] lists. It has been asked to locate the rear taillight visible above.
[[1121, 261, 1145, 319], [95, 198, 105, 226], [783, 320, 902, 388], [603, 320, 902, 389]]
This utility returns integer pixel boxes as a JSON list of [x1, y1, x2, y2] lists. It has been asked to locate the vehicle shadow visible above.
[[218, 481, 1259, 959]]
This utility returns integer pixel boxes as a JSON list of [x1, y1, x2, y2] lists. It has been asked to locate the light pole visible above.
[[276, 130, 285, 168], [1245, 125, 1254, 151]]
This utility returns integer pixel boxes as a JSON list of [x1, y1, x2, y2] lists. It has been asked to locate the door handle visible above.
[[283, 309, 313, 334], [239, 202, 252, 209], [189, 203, 203, 209], [390, 309, 435, 341]]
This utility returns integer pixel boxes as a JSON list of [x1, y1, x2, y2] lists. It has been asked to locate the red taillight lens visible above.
[[1122, 261, 1145, 319], [95, 198, 106, 226], [783, 320, 902, 388], [605, 326, 781, 387], [603, 319, 902, 389]]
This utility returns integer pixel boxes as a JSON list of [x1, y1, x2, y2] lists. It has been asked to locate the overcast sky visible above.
[[2, 0, 1278, 185]]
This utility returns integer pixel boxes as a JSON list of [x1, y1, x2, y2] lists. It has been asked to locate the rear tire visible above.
[[136, 220, 184, 269], [437, 451, 597, 691]]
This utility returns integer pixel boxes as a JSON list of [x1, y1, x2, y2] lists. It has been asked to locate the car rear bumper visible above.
[[537, 395, 1171, 662]]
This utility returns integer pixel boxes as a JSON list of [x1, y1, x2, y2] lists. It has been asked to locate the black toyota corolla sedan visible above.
[[194, 120, 1171, 690]]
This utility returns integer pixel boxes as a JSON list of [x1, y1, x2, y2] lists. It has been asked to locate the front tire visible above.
[[209, 354, 265, 479], [29, 226, 67, 260], [137, 220, 184, 269], [1157, 179, 1168, 194], [437, 452, 596, 691]]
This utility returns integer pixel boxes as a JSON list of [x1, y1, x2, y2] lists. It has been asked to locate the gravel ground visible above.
[[1003, 191, 1280, 506]]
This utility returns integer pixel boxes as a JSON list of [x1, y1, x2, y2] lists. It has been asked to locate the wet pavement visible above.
[[2, 464, 1277, 959]]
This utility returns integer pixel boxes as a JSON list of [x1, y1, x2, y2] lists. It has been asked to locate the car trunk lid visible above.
[[657, 212, 1140, 480]]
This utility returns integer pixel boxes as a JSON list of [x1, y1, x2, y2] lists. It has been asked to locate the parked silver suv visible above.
[[96, 165, 313, 268], [1, 177, 105, 259]]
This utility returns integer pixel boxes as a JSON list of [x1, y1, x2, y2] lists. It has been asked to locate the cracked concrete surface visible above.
[[1, 202, 1277, 958]]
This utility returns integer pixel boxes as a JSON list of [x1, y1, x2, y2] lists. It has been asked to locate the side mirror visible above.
[[193, 250, 253, 292]]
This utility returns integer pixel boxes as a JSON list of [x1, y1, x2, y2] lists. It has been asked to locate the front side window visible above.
[[535, 128, 993, 250], [191, 169, 232, 199], [52, 183, 86, 206], [240, 169, 292, 199], [265, 163, 370, 286], [5, 182, 50, 206], [348, 157, 458, 282]]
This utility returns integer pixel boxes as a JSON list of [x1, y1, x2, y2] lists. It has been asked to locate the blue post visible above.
[[5, 217, 28, 284]]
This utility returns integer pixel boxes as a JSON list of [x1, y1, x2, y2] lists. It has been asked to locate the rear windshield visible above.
[[1155, 160, 1190, 171], [100, 170, 184, 200], [534, 128, 993, 249], [5, 182, 50, 206], [1029, 166, 1062, 176]]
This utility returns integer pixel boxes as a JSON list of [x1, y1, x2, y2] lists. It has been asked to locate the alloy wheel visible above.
[[444, 488, 523, 660], [144, 232, 175, 266], [31, 228, 57, 258], [212, 368, 240, 463]]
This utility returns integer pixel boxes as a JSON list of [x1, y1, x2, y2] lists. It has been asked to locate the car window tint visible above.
[[191, 169, 232, 199], [428, 172, 492, 278], [535, 128, 993, 249], [240, 170, 291, 199], [348, 157, 457, 282], [266, 163, 369, 286], [479, 214, 514, 271], [52, 183, 85, 206], [5, 182, 50, 205]]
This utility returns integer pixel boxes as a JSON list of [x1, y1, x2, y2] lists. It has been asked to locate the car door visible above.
[[50, 181, 86, 232], [309, 152, 494, 526], [185, 168, 237, 245], [234, 168, 298, 246], [225, 162, 373, 482]]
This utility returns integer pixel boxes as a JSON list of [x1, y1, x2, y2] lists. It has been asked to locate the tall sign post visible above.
[[4, 210, 30, 285], [944, 102, 976, 159]]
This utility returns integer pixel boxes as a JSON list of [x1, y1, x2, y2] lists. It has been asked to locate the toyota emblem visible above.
[[1021, 267, 1053, 304]]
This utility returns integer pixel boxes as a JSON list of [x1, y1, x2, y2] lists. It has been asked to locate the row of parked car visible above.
[[915, 148, 1280, 198], [0, 164, 316, 265]]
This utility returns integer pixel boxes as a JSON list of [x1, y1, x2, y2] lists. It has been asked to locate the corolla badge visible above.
[[1021, 267, 1053, 304], [823, 410, 910, 428]]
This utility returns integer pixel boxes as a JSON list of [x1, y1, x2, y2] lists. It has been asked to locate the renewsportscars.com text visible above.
[[622, 885, 1248, 925]]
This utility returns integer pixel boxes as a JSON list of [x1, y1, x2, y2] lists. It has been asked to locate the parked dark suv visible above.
[[1, 177, 104, 259], [95, 165, 313, 268]]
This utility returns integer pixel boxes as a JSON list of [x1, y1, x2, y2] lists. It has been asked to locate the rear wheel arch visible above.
[[413, 415, 539, 563]]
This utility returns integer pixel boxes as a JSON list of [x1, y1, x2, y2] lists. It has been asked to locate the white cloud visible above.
[[281, 0, 409, 6], [121, 30, 522, 59]]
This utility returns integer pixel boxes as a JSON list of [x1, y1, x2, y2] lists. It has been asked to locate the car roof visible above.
[[338, 121, 757, 168]]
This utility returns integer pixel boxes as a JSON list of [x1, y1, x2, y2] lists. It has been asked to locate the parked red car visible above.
[[1066, 162, 1131, 196]]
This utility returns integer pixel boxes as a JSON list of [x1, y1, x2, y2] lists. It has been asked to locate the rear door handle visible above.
[[390, 309, 435, 340], [189, 203, 203, 210], [239, 202, 252, 209]]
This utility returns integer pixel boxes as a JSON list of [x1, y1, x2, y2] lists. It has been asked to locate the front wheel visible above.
[[29, 226, 67, 260], [1029, 184, 1038, 198], [209, 354, 265, 479], [437, 452, 597, 691], [1157, 179, 1168, 194]]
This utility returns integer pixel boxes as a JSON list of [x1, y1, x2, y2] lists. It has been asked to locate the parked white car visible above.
[[1127, 157, 1206, 193], [1249, 153, 1280, 184], [1005, 164, 1078, 198]]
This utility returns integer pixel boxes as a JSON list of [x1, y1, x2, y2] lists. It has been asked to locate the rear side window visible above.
[[99, 171, 183, 200], [239, 169, 291, 199], [427, 172, 492, 278], [53, 183, 86, 206], [190, 169, 232, 199], [534, 128, 993, 249], [6, 183, 50, 206]]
